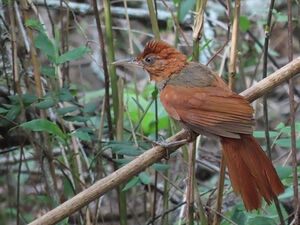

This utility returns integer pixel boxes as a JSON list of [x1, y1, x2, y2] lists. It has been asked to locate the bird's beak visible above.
[[111, 57, 143, 68]]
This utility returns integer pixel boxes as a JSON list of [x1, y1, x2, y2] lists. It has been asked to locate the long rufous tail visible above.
[[221, 135, 285, 210]]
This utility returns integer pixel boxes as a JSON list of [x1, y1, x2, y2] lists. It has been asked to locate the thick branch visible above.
[[29, 56, 300, 225]]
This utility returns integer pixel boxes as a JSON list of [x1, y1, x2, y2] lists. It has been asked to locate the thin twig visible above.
[[92, 0, 114, 140], [161, 0, 190, 48], [261, 1, 285, 223], [206, 0, 231, 66], [16, 146, 24, 225], [287, 0, 299, 224]]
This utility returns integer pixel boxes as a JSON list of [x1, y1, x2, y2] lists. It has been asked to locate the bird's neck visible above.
[[156, 76, 171, 92]]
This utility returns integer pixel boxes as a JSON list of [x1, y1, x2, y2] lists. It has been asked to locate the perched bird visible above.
[[113, 40, 284, 210]]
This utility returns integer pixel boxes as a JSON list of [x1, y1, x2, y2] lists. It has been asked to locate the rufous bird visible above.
[[113, 40, 284, 210]]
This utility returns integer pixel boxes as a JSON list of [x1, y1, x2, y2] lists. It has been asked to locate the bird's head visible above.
[[112, 40, 187, 82]]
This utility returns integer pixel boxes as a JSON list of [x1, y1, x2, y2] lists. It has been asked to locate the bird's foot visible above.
[[153, 139, 189, 148]]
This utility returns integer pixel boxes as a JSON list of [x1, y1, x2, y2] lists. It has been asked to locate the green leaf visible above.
[[247, 216, 275, 225], [230, 204, 247, 225], [58, 46, 91, 64], [58, 88, 74, 102], [82, 102, 97, 113], [276, 138, 300, 148], [276, 166, 293, 179], [34, 32, 55, 62], [0, 107, 8, 114], [20, 119, 65, 139], [278, 187, 293, 200], [253, 131, 278, 138], [131, 97, 145, 112], [179, 0, 196, 22], [63, 115, 89, 123], [139, 172, 152, 185], [25, 19, 44, 32], [70, 131, 91, 141], [57, 106, 78, 115], [9, 93, 38, 106], [39, 66, 55, 77], [63, 178, 73, 198], [275, 122, 285, 130], [36, 99, 54, 109], [113, 158, 133, 164], [239, 16, 250, 32], [0, 105, 21, 127], [123, 176, 139, 191], [108, 142, 143, 156], [150, 163, 170, 171], [276, 14, 288, 23], [38, 195, 56, 205]]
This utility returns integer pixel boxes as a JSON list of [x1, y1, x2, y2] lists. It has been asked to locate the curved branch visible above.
[[29, 56, 300, 225]]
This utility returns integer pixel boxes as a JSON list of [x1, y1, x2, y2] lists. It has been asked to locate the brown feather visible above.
[[221, 135, 284, 210]]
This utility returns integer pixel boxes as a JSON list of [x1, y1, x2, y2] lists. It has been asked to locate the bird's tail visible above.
[[221, 135, 284, 210]]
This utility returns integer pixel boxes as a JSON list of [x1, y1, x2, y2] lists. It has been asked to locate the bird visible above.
[[112, 40, 285, 211]]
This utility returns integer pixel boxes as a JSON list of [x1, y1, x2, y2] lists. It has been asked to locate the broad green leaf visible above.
[[248, 216, 274, 225], [139, 172, 152, 185], [179, 0, 196, 22], [39, 66, 55, 77], [57, 106, 78, 115], [108, 142, 143, 156], [25, 19, 44, 31], [63, 178, 73, 198], [117, 148, 143, 157], [253, 131, 278, 138], [0, 105, 21, 127], [276, 166, 293, 179], [230, 204, 247, 225], [63, 115, 88, 123], [70, 131, 91, 141], [82, 102, 97, 113], [123, 176, 139, 191], [276, 138, 300, 148], [0, 107, 8, 114], [275, 122, 285, 130], [34, 32, 55, 61], [58, 88, 74, 102], [150, 163, 170, 170], [58, 46, 91, 64], [36, 99, 54, 109], [9, 93, 38, 106], [20, 119, 65, 139], [239, 16, 250, 32], [131, 97, 145, 112], [278, 187, 293, 199], [113, 158, 133, 164], [38, 195, 56, 205], [276, 14, 288, 23]]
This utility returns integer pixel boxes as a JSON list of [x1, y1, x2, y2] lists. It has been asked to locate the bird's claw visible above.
[[153, 139, 189, 148]]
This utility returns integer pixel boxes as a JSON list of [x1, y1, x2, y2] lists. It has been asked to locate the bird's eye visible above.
[[144, 56, 155, 65]]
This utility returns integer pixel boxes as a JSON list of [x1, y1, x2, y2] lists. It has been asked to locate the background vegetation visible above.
[[0, 0, 299, 224]]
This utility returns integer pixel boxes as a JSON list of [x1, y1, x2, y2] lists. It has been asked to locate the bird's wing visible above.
[[160, 85, 254, 139]]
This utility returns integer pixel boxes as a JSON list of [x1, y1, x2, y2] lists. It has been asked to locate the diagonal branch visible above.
[[29, 56, 300, 225]]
